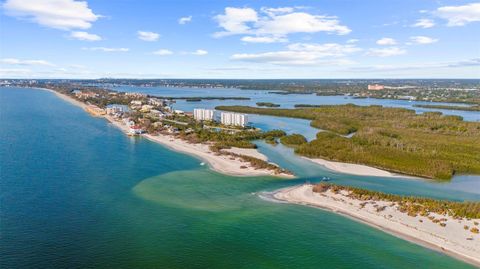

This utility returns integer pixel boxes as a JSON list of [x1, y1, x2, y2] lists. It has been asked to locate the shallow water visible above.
[[1, 87, 478, 268]]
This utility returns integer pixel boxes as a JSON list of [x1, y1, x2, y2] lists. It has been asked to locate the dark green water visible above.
[[1, 88, 478, 268]]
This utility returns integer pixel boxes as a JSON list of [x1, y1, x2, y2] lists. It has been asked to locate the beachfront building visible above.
[[220, 112, 248, 127], [368, 84, 385, 90], [193, 108, 214, 121], [128, 125, 144, 135], [75, 91, 98, 99], [106, 104, 129, 115], [125, 92, 147, 98], [85, 105, 106, 116], [148, 98, 164, 106]]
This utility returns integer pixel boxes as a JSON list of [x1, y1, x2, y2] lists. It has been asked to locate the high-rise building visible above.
[[193, 108, 214, 121], [220, 112, 248, 127]]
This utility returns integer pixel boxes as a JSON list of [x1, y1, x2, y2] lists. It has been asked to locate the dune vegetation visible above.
[[216, 104, 480, 180], [313, 183, 480, 219]]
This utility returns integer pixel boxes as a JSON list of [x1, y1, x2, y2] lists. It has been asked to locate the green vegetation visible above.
[[181, 129, 286, 150], [179, 128, 289, 175], [256, 102, 280, 107], [222, 151, 290, 175], [280, 134, 307, 147], [294, 104, 324, 108], [216, 104, 480, 180], [413, 104, 480, 112], [312, 183, 480, 219]]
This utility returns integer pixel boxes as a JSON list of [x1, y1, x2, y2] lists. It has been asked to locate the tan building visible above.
[[368, 84, 385, 90]]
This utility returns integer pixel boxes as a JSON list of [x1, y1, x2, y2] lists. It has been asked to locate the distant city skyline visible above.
[[0, 0, 479, 79]]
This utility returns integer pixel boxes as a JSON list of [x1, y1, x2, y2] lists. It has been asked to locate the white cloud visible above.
[[153, 49, 173, 56], [137, 31, 160, 41], [346, 39, 359, 44], [213, 6, 350, 42], [241, 36, 287, 43], [260, 7, 295, 16], [231, 42, 360, 65], [0, 58, 54, 66], [70, 31, 102, 41], [410, 36, 438, 44], [366, 47, 406, 57], [2, 0, 99, 30], [412, 18, 435, 28], [435, 3, 480, 26], [178, 16, 192, 24], [376, 37, 397, 45], [213, 7, 258, 37], [82, 47, 129, 52], [256, 12, 351, 36], [192, 49, 208, 56]]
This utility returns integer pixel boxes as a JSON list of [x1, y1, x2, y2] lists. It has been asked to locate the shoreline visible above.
[[143, 134, 293, 178], [302, 157, 420, 179], [33, 87, 293, 178], [272, 184, 480, 267]]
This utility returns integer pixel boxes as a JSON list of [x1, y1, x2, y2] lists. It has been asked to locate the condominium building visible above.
[[220, 112, 248, 127], [193, 108, 214, 121]]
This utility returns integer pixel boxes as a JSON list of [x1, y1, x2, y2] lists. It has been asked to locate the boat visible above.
[[200, 162, 205, 166]]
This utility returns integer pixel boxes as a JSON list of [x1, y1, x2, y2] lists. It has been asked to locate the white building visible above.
[[220, 112, 248, 127], [128, 125, 144, 135], [193, 108, 214, 121]]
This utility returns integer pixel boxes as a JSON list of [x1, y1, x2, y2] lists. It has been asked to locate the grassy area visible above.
[[256, 102, 280, 107], [413, 104, 480, 111], [216, 104, 480, 180], [313, 183, 480, 219]]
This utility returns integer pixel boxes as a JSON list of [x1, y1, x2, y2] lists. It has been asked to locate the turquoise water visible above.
[[1, 88, 478, 268]]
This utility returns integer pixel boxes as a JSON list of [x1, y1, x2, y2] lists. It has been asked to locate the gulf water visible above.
[[1, 88, 478, 268]]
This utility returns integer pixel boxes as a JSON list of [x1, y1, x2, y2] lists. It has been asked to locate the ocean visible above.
[[1, 87, 477, 268]]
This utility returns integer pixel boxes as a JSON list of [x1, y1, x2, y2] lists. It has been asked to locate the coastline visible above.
[[272, 184, 480, 267], [34, 87, 292, 178], [303, 157, 420, 179], [143, 134, 293, 178]]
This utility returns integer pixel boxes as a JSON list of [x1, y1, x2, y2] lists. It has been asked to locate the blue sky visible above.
[[0, 0, 479, 78]]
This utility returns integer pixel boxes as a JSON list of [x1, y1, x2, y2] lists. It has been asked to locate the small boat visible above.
[[321, 177, 331, 182], [200, 162, 205, 166]]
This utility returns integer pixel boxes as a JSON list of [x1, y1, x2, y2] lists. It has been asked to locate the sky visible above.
[[0, 0, 479, 79]]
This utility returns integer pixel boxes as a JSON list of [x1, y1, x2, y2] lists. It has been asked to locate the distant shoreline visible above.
[[272, 184, 480, 267], [29, 87, 293, 178]]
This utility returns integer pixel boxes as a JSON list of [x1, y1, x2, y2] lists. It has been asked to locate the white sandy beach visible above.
[[36, 87, 292, 178], [144, 134, 292, 178], [304, 157, 417, 178], [274, 184, 480, 266]]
